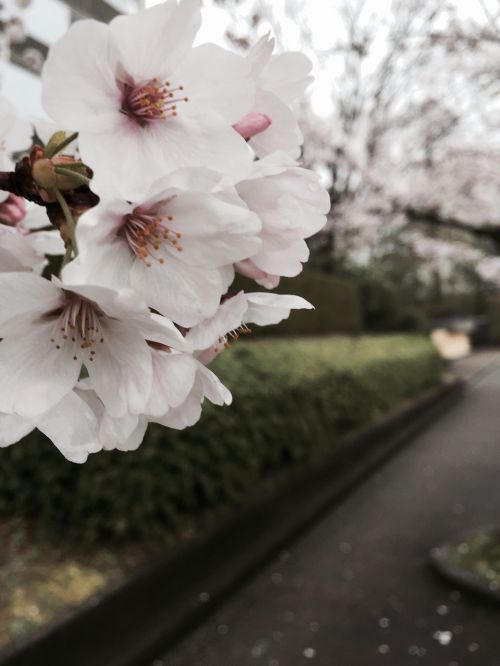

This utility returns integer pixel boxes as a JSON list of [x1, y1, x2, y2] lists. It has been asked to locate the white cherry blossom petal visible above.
[[130, 258, 226, 327], [0, 413, 34, 447], [186, 292, 248, 351], [178, 43, 255, 123], [0, 272, 62, 334], [87, 318, 152, 418], [0, 321, 79, 417], [263, 52, 313, 104], [148, 350, 198, 415], [42, 20, 121, 133], [36, 391, 101, 463], [249, 91, 302, 159], [109, 0, 201, 81], [244, 292, 313, 326]]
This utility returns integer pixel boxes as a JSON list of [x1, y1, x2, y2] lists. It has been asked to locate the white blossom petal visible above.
[[37, 391, 101, 463], [0, 413, 34, 447], [0, 321, 79, 417], [42, 20, 121, 133]]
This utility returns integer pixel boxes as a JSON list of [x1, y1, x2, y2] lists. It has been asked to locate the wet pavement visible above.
[[156, 352, 500, 666]]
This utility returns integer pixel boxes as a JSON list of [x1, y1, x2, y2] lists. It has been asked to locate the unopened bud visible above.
[[32, 154, 90, 198], [32, 157, 58, 191], [233, 112, 272, 141]]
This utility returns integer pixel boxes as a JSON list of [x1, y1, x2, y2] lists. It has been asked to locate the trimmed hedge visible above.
[[233, 270, 363, 335], [0, 335, 442, 542]]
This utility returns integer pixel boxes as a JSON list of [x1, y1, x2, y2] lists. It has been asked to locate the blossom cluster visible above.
[[0, 0, 329, 462]]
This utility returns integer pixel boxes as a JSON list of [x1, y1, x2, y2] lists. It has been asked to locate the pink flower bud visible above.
[[233, 112, 272, 141], [0, 194, 26, 227], [235, 259, 280, 289]]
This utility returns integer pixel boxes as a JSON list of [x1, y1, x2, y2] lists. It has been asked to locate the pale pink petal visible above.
[[0, 413, 34, 447], [186, 292, 248, 351], [234, 259, 280, 289], [27, 230, 65, 256], [42, 20, 121, 133], [249, 91, 302, 159], [154, 392, 202, 429], [253, 238, 310, 277], [0, 229, 45, 273], [161, 191, 261, 266], [109, 0, 201, 81], [0, 321, 79, 417], [0, 272, 62, 334], [246, 34, 275, 78], [138, 313, 188, 351], [58, 277, 148, 320], [148, 350, 198, 415], [36, 391, 101, 463], [178, 43, 255, 123], [100, 410, 147, 452], [78, 119, 166, 199], [130, 258, 227, 327], [87, 319, 152, 418], [244, 292, 313, 326], [263, 52, 313, 104], [196, 363, 232, 405], [152, 111, 253, 183]]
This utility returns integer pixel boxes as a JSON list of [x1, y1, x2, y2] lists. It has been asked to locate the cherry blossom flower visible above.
[[0, 389, 101, 463], [64, 168, 261, 327], [186, 291, 313, 364], [233, 34, 312, 159], [0, 272, 186, 419], [0, 5, 325, 461], [77, 349, 231, 452], [231, 152, 330, 288], [41, 0, 255, 197]]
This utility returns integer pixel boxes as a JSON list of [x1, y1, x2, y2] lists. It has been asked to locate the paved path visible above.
[[157, 352, 500, 666]]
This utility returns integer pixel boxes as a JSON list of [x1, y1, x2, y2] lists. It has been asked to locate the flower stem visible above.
[[62, 242, 73, 268], [53, 187, 78, 259]]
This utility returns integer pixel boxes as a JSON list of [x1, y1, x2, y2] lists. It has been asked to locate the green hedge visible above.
[[0, 335, 442, 542], [233, 270, 363, 335], [475, 295, 500, 345]]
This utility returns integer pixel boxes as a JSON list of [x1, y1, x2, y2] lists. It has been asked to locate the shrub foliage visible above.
[[0, 335, 442, 541]]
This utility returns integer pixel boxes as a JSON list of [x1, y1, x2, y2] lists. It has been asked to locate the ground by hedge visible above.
[[0, 335, 442, 542]]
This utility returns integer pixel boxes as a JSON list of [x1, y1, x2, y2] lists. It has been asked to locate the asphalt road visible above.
[[156, 352, 500, 666]]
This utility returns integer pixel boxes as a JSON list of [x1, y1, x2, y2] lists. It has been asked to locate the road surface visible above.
[[156, 352, 500, 666]]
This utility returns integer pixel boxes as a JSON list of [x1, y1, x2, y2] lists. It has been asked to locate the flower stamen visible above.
[[46, 295, 104, 362], [120, 78, 189, 126], [120, 209, 183, 267]]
